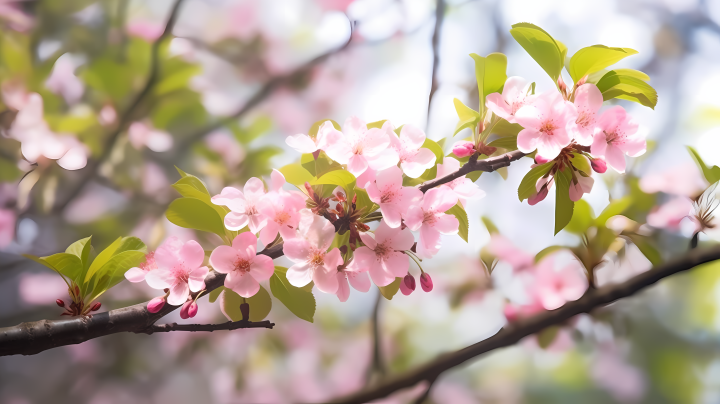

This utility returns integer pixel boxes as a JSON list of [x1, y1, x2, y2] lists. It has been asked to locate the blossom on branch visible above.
[[145, 238, 209, 306], [365, 166, 422, 228], [210, 232, 274, 298], [515, 91, 574, 160], [323, 117, 399, 177], [388, 124, 436, 178], [351, 219, 415, 287], [405, 186, 459, 259]]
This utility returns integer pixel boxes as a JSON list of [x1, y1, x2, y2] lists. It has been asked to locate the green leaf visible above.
[[278, 163, 315, 187], [85, 237, 123, 284], [613, 68, 650, 82], [422, 138, 444, 166], [378, 277, 402, 300], [155, 64, 202, 95], [565, 199, 594, 235], [554, 169, 575, 235], [269, 267, 316, 322], [29, 253, 83, 281], [481, 216, 499, 234], [366, 120, 387, 129], [568, 45, 638, 83], [301, 151, 342, 178], [687, 146, 720, 184], [221, 286, 272, 322], [65, 236, 93, 270], [534, 246, 565, 263], [518, 162, 554, 202], [311, 170, 356, 201], [354, 188, 377, 216], [625, 234, 662, 266], [569, 152, 591, 175], [595, 197, 632, 227], [490, 119, 523, 138], [208, 286, 224, 303], [596, 70, 658, 109], [538, 326, 560, 349], [452, 98, 481, 136], [486, 136, 518, 151], [87, 250, 146, 301], [308, 119, 341, 138], [469, 52, 508, 117], [166, 197, 226, 237], [509, 23, 564, 82], [0, 157, 22, 182], [1, 34, 31, 74], [446, 203, 469, 242]]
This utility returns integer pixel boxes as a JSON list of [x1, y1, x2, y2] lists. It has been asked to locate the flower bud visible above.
[[400, 274, 416, 296], [240, 302, 250, 321], [591, 158, 607, 174], [180, 301, 191, 319], [557, 76, 567, 94], [534, 155, 550, 165], [528, 187, 549, 206], [452, 141, 475, 158], [56, 299, 65, 308], [187, 302, 198, 318], [577, 75, 588, 87], [420, 273, 433, 292], [504, 303, 519, 322], [147, 297, 166, 313], [90, 302, 102, 312]]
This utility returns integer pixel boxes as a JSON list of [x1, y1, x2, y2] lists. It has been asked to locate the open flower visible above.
[[124, 251, 158, 283], [335, 265, 371, 302], [258, 190, 306, 245], [533, 255, 587, 310], [212, 177, 268, 233], [351, 220, 415, 287], [485, 76, 534, 123], [404, 186, 459, 259], [566, 83, 603, 146], [388, 124, 436, 178], [591, 106, 646, 173], [435, 157, 484, 206], [323, 117, 399, 176], [366, 166, 423, 228], [145, 238, 209, 306], [283, 209, 343, 293], [515, 91, 574, 160], [210, 232, 274, 298], [285, 120, 332, 153]]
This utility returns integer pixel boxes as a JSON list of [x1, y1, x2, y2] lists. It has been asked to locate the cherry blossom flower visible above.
[[145, 238, 209, 306], [591, 106, 646, 173], [646, 197, 694, 231], [0, 208, 16, 248], [45, 54, 84, 105], [533, 255, 587, 310], [566, 83, 603, 145], [515, 91, 574, 160], [388, 124, 436, 178], [435, 157, 484, 206], [351, 220, 415, 287], [212, 178, 268, 233], [258, 189, 306, 245], [639, 162, 707, 197], [283, 209, 343, 293], [206, 131, 245, 167], [355, 167, 376, 189], [568, 174, 594, 202], [487, 234, 534, 272], [285, 120, 332, 154], [365, 166, 423, 228], [128, 121, 173, 152], [335, 266, 371, 302], [210, 232, 274, 298], [485, 76, 534, 123], [322, 117, 399, 177], [124, 251, 157, 283], [404, 186, 459, 259], [452, 141, 475, 158]]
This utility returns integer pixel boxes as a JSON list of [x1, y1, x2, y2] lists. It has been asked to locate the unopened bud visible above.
[[557, 76, 567, 94], [420, 273, 433, 292], [591, 158, 607, 174], [452, 141, 476, 158], [534, 155, 550, 165], [504, 303, 519, 322], [147, 296, 166, 313], [577, 75, 588, 87], [187, 302, 198, 318], [400, 274, 416, 296], [56, 299, 65, 308], [180, 301, 191, 319], [240, 302, 250, 321], [90, 302, 102, 312], [528, 187, 549, 206]]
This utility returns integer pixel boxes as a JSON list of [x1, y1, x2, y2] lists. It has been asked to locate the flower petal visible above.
[[226, 272, 260, 298], [167, 282, 189, 306], [250, 255, 275, 282], [179, 240, 205, 270]]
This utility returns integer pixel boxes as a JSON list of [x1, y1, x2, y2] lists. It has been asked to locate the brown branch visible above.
[[140, 320, 274, 334], [52, 0, 186, 214], [327, 245, 720, 404], [366, 290, 385, 383], [426, 0, 446, 125], [418, 150, 526, 193]]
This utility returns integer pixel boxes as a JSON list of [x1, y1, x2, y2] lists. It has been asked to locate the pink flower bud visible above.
[[452, 141, 475, 158], [420, 273, 433, 292], [147, 297, 166, 313], [187, 302, 198, 318], [534, 155, 550, 165], [591, 158, 607, 174], [528, 187, 549, 206], [504, 304, 519, 322], [400, 274, 416, 296], [90, 302, 102, 312], [180, 301, 191, 319], [56, 299, 65, 308]]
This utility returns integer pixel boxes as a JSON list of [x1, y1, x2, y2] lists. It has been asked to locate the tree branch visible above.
[[52, 0, 186, 214], [426, 0, 446, 125], [327, 245, 720, 404], [418, 150, 526, 193], [366, 290, 386, 383], [140, 320, 274, 334]]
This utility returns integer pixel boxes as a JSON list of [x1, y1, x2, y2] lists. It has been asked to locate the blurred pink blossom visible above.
[[98, 104, 117, 126], [646, 196, 695, 231], [18, 272, 67, 305], [206, 131, 245, 167], [126, 20, 164, 42], [487, 234, 534, 272], [533, 255, 588, 310], [128, 121, 173, 152], [639, 162, 707, 197], [142, 161, 170, 196], [316, 0, 356, 12], [591, 346, 646, 402], [0, 208, 15, 248], [435, 157, 484, 206], [45, 53, 84, 105], [568, 173, 594, 202], [0, 1, 33, 32]]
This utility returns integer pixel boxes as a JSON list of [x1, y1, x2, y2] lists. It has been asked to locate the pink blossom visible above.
[[351, 219, 415, 287], [323, 117, 399, 176], [257, 189, 306, 245], [400, 273, 416, 295], [126, 20, 164, 41], [591, 106, 646, 173], [0, 208, 16, 248], [404, 186, 459, 259], [646, 197, 694, 231], [388, 124, 436, 178], [485, 76, 534, 123], [285, 120, 332, 154], [45, 54, 84, 105], [212, 178, 268, 233], [435, 157, 484, 205], [335, 266, 371, 302], [515, 91, 574, 160], [591, 157, 607, 173], [145, 237, 209, 305], [487, 235, 534, 272], [147, 296, 166, 313], [452, 141, 475, 158], [355, 167, 376, 189], [566, 83, 603, 146], [283, 209, 343, 293], [365, 166, 423, 228], [124, 251, 157, 283], [316, 0, 356, 12], [206, 131, 245, 167], [591, 347, 646, 402], [128, 121, 173, 152], [639, 163, 707, 197], [99, 104, 117, 126], [210, 232, 274, 298], [420, 273, 433, 292], [568, 174, 594, 202], [533, 256, 587, 310], [504, 299, 544, 322]]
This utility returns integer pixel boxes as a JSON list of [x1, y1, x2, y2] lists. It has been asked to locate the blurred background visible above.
[[1, 0, 720, 403]]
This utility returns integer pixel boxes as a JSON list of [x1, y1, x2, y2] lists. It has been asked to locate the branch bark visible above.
[[327, 245, 720, 404], [426, 0, 446, 125], [418, 150, 526, 193], [140, 320, 275, 334]]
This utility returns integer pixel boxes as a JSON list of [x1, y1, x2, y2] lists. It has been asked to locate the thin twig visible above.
[[366, 290, 385, 383], [418, 150, 526, 192], [140, 320, 274, 334], [426, 0, 446, 127]]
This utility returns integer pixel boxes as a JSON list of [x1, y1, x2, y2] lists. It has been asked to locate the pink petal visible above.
[[366, 148, 400, 171], [232, 232, 258, 257], [270, 169, 286, 192], [516, 128, 542, 154], [569, 181, 583, 202], [513, 105, 543, 130], [591, 131, 608, 157], [226, 272, 260, 298], [336, 274, 350, 302], [286, 133, 318, 153], [286, 262, 313, 287], [154, 242, 181, 270], [124, 267, 147, 283], [423, 186, 458, 213], [620, 134, 647, 158], [348, 271, 371, 292], [259, 221, 280, 245], [379, 203, 403, 228], [359, 232, 377, 249], [224, 212, 249, 231], [145, 268, 174, 290], [304, 213, 336, 251], [250, 255, 275, 282], [210, 245, 238, 274], [361, 127, 392, 156], [324, 137, 353, 164], [400, 187, 423, 207], [381, 251, 409, 278], [436, 157, 461, 178], [485, 92, 514, 121], [399, 124, 426, 150], [247, 213, 268, 233], [57, 145, 87, 170], [366, 181, 382, 204], [167, 282, 190, 306], [389, 226, 415, 251], [179, 240, 205, 269], [574, 84, 603, 113], [314, 267, 339, 294], [188, 266, 208, 292], [401, 148, 436, 178], [404, 205, 424, 231], [374, 166, 402, 195], [434, 214, 459, 235], [367, 259, 395, 287], [343, 116, 367, 138], [355, 168, 376, 189], [283, 238, 312, 263], [211, 187, 246, 211], [605, 145, 627, 173], [417, 226, 441, 259], [374, 220, 398, 244], [347, 154, 369, 177]]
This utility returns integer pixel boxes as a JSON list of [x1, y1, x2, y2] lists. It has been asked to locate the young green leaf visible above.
[[269, 267, 316, 322], [687, 146, 720, 184], [568, 45, 638, 83], [378, 277, 402, 300], [554, 169, 575, 235], [534, 246, 565, 263], [278, 163, 315, 187], [221, 286, 272, 322], [452, 98, 481, 136], [565, 199, 595, 235], [84, 237, 123, 284], [366, 119, 387, 129], [486, 136, 518, 151], [469, 52, 508, 117], [569, 152, 591, 175], [446, 203, 469, 242], [509, 23, 564, 82], [481, 216, 499, 235], [518, 162, 554, 202], [311, 170, 357, 200], [87, 250, 147, 301], [422, 138, 444, 166], [166, 197, 227, 237], [65, 236, 93, 270], [595, 197, 632, 227], [596, 70, 658, 109], [26, 253, 83, 282]]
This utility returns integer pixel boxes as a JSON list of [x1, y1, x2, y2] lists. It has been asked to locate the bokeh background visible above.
[[1, 0, 720, 403]]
